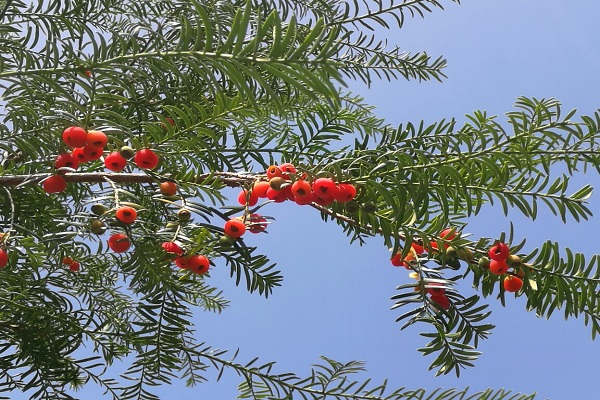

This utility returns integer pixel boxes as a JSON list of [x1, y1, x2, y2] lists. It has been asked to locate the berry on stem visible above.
[[489, 259, 509, 275], [224, 219, 246, 238], [108, 233, 131, 253], [83, 144, 103, 160], [43, 175, 67, 193], [312, 178, 339, 199], [71, 147, 89, 163], [187, 255, 210, 274], [134, 148, 160, 170], [86, 130, 108, 148], [237, 189, 258, 206], [161, 241, 184, 256], [69, 261, 81, 272], [160, 181, 177, 196], [430, 294, 450, 310], [334, 183, 357, 203], [291, 180, 312, 199], [62, 126, 87, 148], [54, 153, 79, 171], [488, 242, 510, 261], [253, 181, 270, 198], [115, 206, 137, 224], [504, 275, 524, 293], [104, 151, 127, 172], [266, 165, 283, 179], [248, 214, 267, 233]]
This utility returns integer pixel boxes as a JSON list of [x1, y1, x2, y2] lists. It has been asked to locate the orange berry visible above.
[[108, 233, 131, 253], [266, 165, 283, 179], [224, 219, 246, 238], [86, 130, 108, 148], [159, 181, 177, 196], [253, 181, 270, 198], [115, 206, 137, 224], [43, 175, 67, 193], [504, 275, 523, 292]]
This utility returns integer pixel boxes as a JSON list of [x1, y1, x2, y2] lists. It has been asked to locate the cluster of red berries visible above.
[[43, 126, 160, 193], [161, 242, 210, 275], [238, 163, 357, 207], [62, 256, 81, 272], [481, 242, 524, 293]]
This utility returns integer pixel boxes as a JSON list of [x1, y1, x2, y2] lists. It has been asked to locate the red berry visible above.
[[504, 275, 524, 292], [291, 180, 312, 199], [426, 283, 446, 296], [69, 261, 80, 272], [439, 228, 457, 240], [115, 206, 137, 224], [62, 256, 74, 265], [279, 162, 296, 179], [312, 178, 339, 199], [161, 241, 184, 256], [86, 130, 108, 148], [266, 165, 283, 179], [489, 242, 510, 261], [83, 144, 103, 160], [187, 255, 210, 274], [430, 294, 450, 310], [294, 191, 315, 205], [104, 151, 127, 172], [62, 126, 87, 148], [390, 253, 404, 267], [159, 181, 177, 196], [237, 189, 258, 206], [411, 242, 426, 254], [266, 187, 288, 203], [248, 214, 267, 233], [43, 175, 67, 193], [108, 233, 131, 253], [489, 259, 509, 275], [313, 194, 335, 206], [71, 147, 89, 163], [54, 153, 79, 171], [174, 256, 189, 269], [253, 181, 270, 198], [0, 249, 8, 268], [224, 219, 246, 238], [334, 183, 357, 203], [134, 148, 160, 170]]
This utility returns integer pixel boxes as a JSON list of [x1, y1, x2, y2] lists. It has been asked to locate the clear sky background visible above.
[[62, 1, 600, 399]]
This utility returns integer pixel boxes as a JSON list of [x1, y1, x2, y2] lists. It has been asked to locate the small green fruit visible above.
[[120, 145, 135, 159], [219, 235, 236, 247], [90, 219, 106, 235], [177, 208, 191, 221], [362, 202, 376, 213], [479, 256, 490, 269], [345, 201, 359, 214], [506, 254, 522, 267], [91, 204, 107, 216]]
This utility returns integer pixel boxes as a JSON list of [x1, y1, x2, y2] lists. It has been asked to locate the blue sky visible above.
[[49, 1, 600, 399], [183, 2, 600, 400]]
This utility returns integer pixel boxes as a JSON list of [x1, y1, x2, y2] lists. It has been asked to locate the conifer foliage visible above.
[[0, 0, 598, 399]]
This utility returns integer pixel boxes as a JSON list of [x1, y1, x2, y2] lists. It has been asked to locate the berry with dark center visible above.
[[266, 187, 288, 203], [71, 147, 89, 163], [108, 233, 131, 253], [313, 194, 335, 206], [479, 256, 491, 269], [177, 208, 192, 221], [426, 282, 446, 296], [312, 178, 339, 199], [85, 130, 108, 148], [334, 183, 357, 203], [134, 148, 160, 170], [104, 151, 127, 172], [294, 191, 315, 205], [488, 242, 510, 261], [120, 145, 135, 159], [54, 153, 79, 171], [90, 219, 107, 235], [269, 176, 287, 191], [43, 175, 67, 193], [279, 162, 296, 179], [187, 255, 210, 274], [489, 259, 510, 275], [115, 206, 137, 224], [62, 126, 87, 148], [224, 219, 246, 238], [83, 144, 103, 160], [266, 165, 283, 179], [291, 180, 312, 199]]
